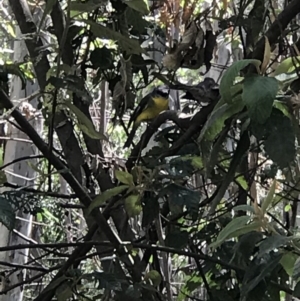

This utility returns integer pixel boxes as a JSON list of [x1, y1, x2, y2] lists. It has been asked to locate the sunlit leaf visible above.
[[125, 194, 142, 218], [115, 170, 134, 186], [274, 56, 300, 76]]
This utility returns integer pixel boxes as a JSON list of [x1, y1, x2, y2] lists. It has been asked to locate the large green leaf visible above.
[[242, 75, 278, 124], [209, 216, 251, 249], [84, 20, 145, 55], [261, 179, 276, 214], [219, 59, 261, 103], [274, 56, 300, 76], [115, 170, 134, 186], [293, 257, 300, 280], [280, 252, 298, 277]]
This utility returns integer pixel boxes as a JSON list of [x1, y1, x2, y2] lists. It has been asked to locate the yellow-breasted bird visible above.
[[124, 87, 170, 148]]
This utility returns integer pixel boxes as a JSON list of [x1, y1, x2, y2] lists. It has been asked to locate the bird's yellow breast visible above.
[[135, 96, 169, 125]]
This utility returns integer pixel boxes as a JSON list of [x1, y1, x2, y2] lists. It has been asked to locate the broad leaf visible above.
[[293, 257, 300, 280], [261, 179, 276, 213], [125, 194, 142, 218], [87, 185, 129, 214], [144, 270, 162, 287], [280, 252, 298, 277], [274, 56, 300, 76], [243, 75, 278, 124], [115, 170, 134, 186], [219, 59, 261, 103], [209, 216, 251, 249]]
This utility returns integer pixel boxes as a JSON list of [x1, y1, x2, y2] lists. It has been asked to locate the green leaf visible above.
[[261, 179, 276, 214], [274, 56, 300, 76], [84, 20, 145, 55], [243, 75, 278, 124], [87, 185, 128, 214], [0, 196, 15, 231], [209, 216, 251, 249], [125, 194, 142, 218], [115, 170, 134, 186], [236, 175, 248, 190], [65, 102, 108, 141], [293, 257, 300, 281], [144, 270, 162, 287], [219, 59, 261, 103], [124, 0, 149, 15], [199, 97, 245, 141], [280, 252, 298, 277], [232, 205, 255, 213], [273, 100, 292, 118], [225, 221, 262, 242]]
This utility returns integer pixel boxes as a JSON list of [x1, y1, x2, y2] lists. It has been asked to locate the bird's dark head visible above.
[[153, 87, 169, 99]]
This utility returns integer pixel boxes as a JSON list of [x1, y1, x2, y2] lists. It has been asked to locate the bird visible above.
[[124, 87, 170, 148], [175, 77, 218, 103]]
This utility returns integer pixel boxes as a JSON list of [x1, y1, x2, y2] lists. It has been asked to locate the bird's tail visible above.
[[124, 125, 137, 148]]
